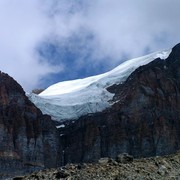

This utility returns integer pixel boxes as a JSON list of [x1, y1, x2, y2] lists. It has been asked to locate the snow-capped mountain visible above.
[[28, 49, 171, 122]]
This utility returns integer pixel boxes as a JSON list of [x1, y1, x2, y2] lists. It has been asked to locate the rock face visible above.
[[1, 43, 180, 178], [57, 43, 180, 165], [0, 72, 59, 178]]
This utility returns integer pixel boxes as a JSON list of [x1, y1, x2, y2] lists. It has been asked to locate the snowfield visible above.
[[28, 49, 171, 122]]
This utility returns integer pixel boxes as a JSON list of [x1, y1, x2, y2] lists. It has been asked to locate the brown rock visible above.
[[0, 72, 59, 177]]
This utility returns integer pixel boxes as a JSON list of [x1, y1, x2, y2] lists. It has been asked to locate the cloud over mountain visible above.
[[0, 0, 180, 90]]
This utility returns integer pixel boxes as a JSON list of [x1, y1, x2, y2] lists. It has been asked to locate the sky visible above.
[[0, 0, 180, 91]]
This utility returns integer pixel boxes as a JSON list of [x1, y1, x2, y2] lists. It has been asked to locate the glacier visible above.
[[28, 49, 171, 122]]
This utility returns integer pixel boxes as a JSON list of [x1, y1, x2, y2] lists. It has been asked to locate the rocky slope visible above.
[[15, 152, 180, 180], [0, 72, 59, 178], [55, 43, 180, 165]]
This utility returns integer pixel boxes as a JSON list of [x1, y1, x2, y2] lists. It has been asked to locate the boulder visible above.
[[116, 153, 133, 163]]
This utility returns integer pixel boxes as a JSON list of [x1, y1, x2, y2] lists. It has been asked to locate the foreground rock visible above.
[[17, 152, 180, 179], [0, 72, 59, 178], [116, 153, 133, 163]]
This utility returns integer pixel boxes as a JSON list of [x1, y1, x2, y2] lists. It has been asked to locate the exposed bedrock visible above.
[[57, 43, 180, 165], [0, 72, 59, 178]]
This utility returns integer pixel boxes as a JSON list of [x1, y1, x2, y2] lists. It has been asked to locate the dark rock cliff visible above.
[[57, 44, 180, 165], [0, 72, 59, 178], [1, 44, 180, 177]]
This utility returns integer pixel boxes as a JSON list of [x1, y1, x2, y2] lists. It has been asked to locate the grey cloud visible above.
[[0, 0, 61, 91], [0, 0, 180, 90], [50, 0, 180, 60]]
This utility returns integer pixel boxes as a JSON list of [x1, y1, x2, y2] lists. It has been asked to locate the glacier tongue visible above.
[[28, 88, 113, 121], [28, 49, 171, 122]]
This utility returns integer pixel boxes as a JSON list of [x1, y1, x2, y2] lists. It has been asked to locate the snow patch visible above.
[[56, 124, 65, 129], [28, 49, 171, 122]]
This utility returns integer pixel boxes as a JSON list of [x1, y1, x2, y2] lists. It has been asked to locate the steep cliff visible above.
[[57, 43, 180, 165], [1, 43, 180, 178], [0, 72, 59, 178]]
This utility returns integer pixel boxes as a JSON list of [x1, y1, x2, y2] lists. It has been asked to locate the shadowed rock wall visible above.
[[57, 44, 180, 165], [0, 72, 59, 178]]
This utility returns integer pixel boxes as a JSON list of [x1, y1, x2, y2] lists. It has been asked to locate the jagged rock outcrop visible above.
[[57, 43, 180, 165], [0, 72, 59, 178]]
